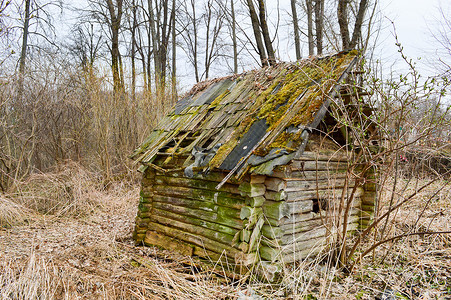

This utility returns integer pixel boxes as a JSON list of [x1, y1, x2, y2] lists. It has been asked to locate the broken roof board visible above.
[[132, 50, 359, 175]]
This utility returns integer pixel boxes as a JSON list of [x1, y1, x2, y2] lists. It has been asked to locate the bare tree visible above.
[[245, 0, 268, 67], [290, 0, 301, 60], [337, 0, 368, 49]]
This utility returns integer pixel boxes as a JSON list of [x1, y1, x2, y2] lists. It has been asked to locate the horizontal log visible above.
[[285, 187, 363, 202], [259, 236, 326, 262], [273, 226, 328, 247], [266, 212, 315, 227], [265, 190, 287, 201], [287, 200, 313, 214], [155, 175, 241, 195], [149, 214, 236, 246], [249, 196, 265, 207], [271, 170, 347, 180], [294, 151, 351, 162], [152, 201, 243, 230], [152, 194, 241, 219], [239, 182, 266, 197], [285, 178, 348, 192], [263, 201, 290, 220], [144, 230, 194, 257], [152, 207, 238, 237], [250, 175, 266, 184], [265, 178, 286, 192], [279, 218, 324, 236], [146, 221, 241, 259], [153, 184, 245, 209], [290, 160, 350, 171]]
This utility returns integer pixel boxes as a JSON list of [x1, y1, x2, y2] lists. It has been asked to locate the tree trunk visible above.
[[246, 0, 268, 67], [18, 0, 31, 99], [290, 0, 301, 60], [314, 0, 324, 54], [171, 0, 177, 103], [106, 0, 124, 94], [350, 0, 368, 48], [337, 0, 350, 49], [231, 0, 238, 73], [306, 0, 314, 56], [257, 0, 275, 65], [131, 0, 137, 102]]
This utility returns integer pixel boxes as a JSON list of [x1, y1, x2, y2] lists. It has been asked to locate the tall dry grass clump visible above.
[[0, 194, 29, 227], [8, 161, 105, 217]]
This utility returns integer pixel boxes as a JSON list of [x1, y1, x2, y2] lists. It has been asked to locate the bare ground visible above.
[[0, 166, 450, 299]]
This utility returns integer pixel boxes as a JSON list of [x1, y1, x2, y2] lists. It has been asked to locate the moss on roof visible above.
[[132, 50, 360, 173]]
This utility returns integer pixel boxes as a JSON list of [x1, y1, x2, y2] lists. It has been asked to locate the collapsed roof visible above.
[[132, 50, 360, 180]]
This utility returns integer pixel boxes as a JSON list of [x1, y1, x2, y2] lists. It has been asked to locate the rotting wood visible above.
[[155, 175, 242, 195], [152, 202, 243, 230], [152, 192, 242, 215], [291, 160, 350, 170], [144, 230, 195, 256], [147, 221, 242, 259], [149, 214, 236, 246], [239, 182, 266, 197], [152, 208, 238, 237], [263, 201, 290, 220], [265, 177, 286, 192]]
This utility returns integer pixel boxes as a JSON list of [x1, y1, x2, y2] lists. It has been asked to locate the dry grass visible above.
[[0, 165, 450, 299]]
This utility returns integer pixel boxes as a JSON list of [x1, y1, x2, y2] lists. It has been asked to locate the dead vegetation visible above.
[[0, 162, 449, 299]]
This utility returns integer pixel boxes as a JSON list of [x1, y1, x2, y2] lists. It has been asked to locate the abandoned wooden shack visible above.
[[131, 50, 377, 276]]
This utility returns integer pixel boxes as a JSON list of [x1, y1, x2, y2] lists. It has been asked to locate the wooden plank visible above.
[[265, 212, 315, 227], [152, 207, 238, 237], [295, 151, 351, 162], [263, 201, 290, 220], [149, 214, 236, 246], [265, 190, 287, 201], [285, 187, 363, 202], [259, 236, 326, 262], [153, 185, 244, 209], [144, 231, 194, 257], [271, 170, 347, 180], [155, 175, 242, 195], [152, 201, 243, 230], [265, 178, 286, 192], [290, 160, 349, 171], [239, 182, 266, 197], [147, 221, 242, 259], [250, 175, 266, 184], [152, 193, 241, 219], [285, 178, 348, 192]]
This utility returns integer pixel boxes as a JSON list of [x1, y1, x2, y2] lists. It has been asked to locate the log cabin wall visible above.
[[133, 163, 257, 266]]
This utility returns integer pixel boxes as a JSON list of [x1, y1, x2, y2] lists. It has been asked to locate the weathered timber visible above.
[[295, 151, 351, 161], [266, 212, 315, 227], [250, 175, 266, 184], [147, 221, 242, 259], [249, 196, 265, 207], [239, 182, 266, 197], [152, 207, 238, 237], [284, 178, 348, 192], [265, 178, 286, 192], [265, 190, 287, 201], [153, 185, 244, 209], [144, 230, 194, 256], [285, 187, 363, 202], [262, 201, 290, 220], [155, 175, 241, 195], [149, 214, 236, 246], [259, 236, 327, 262], [287, 200, 313, 214], [271, 170, 347, 180], [152, 194, 241, 219], [152, 201, 243, 230], [290, 160, 349, 171]]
